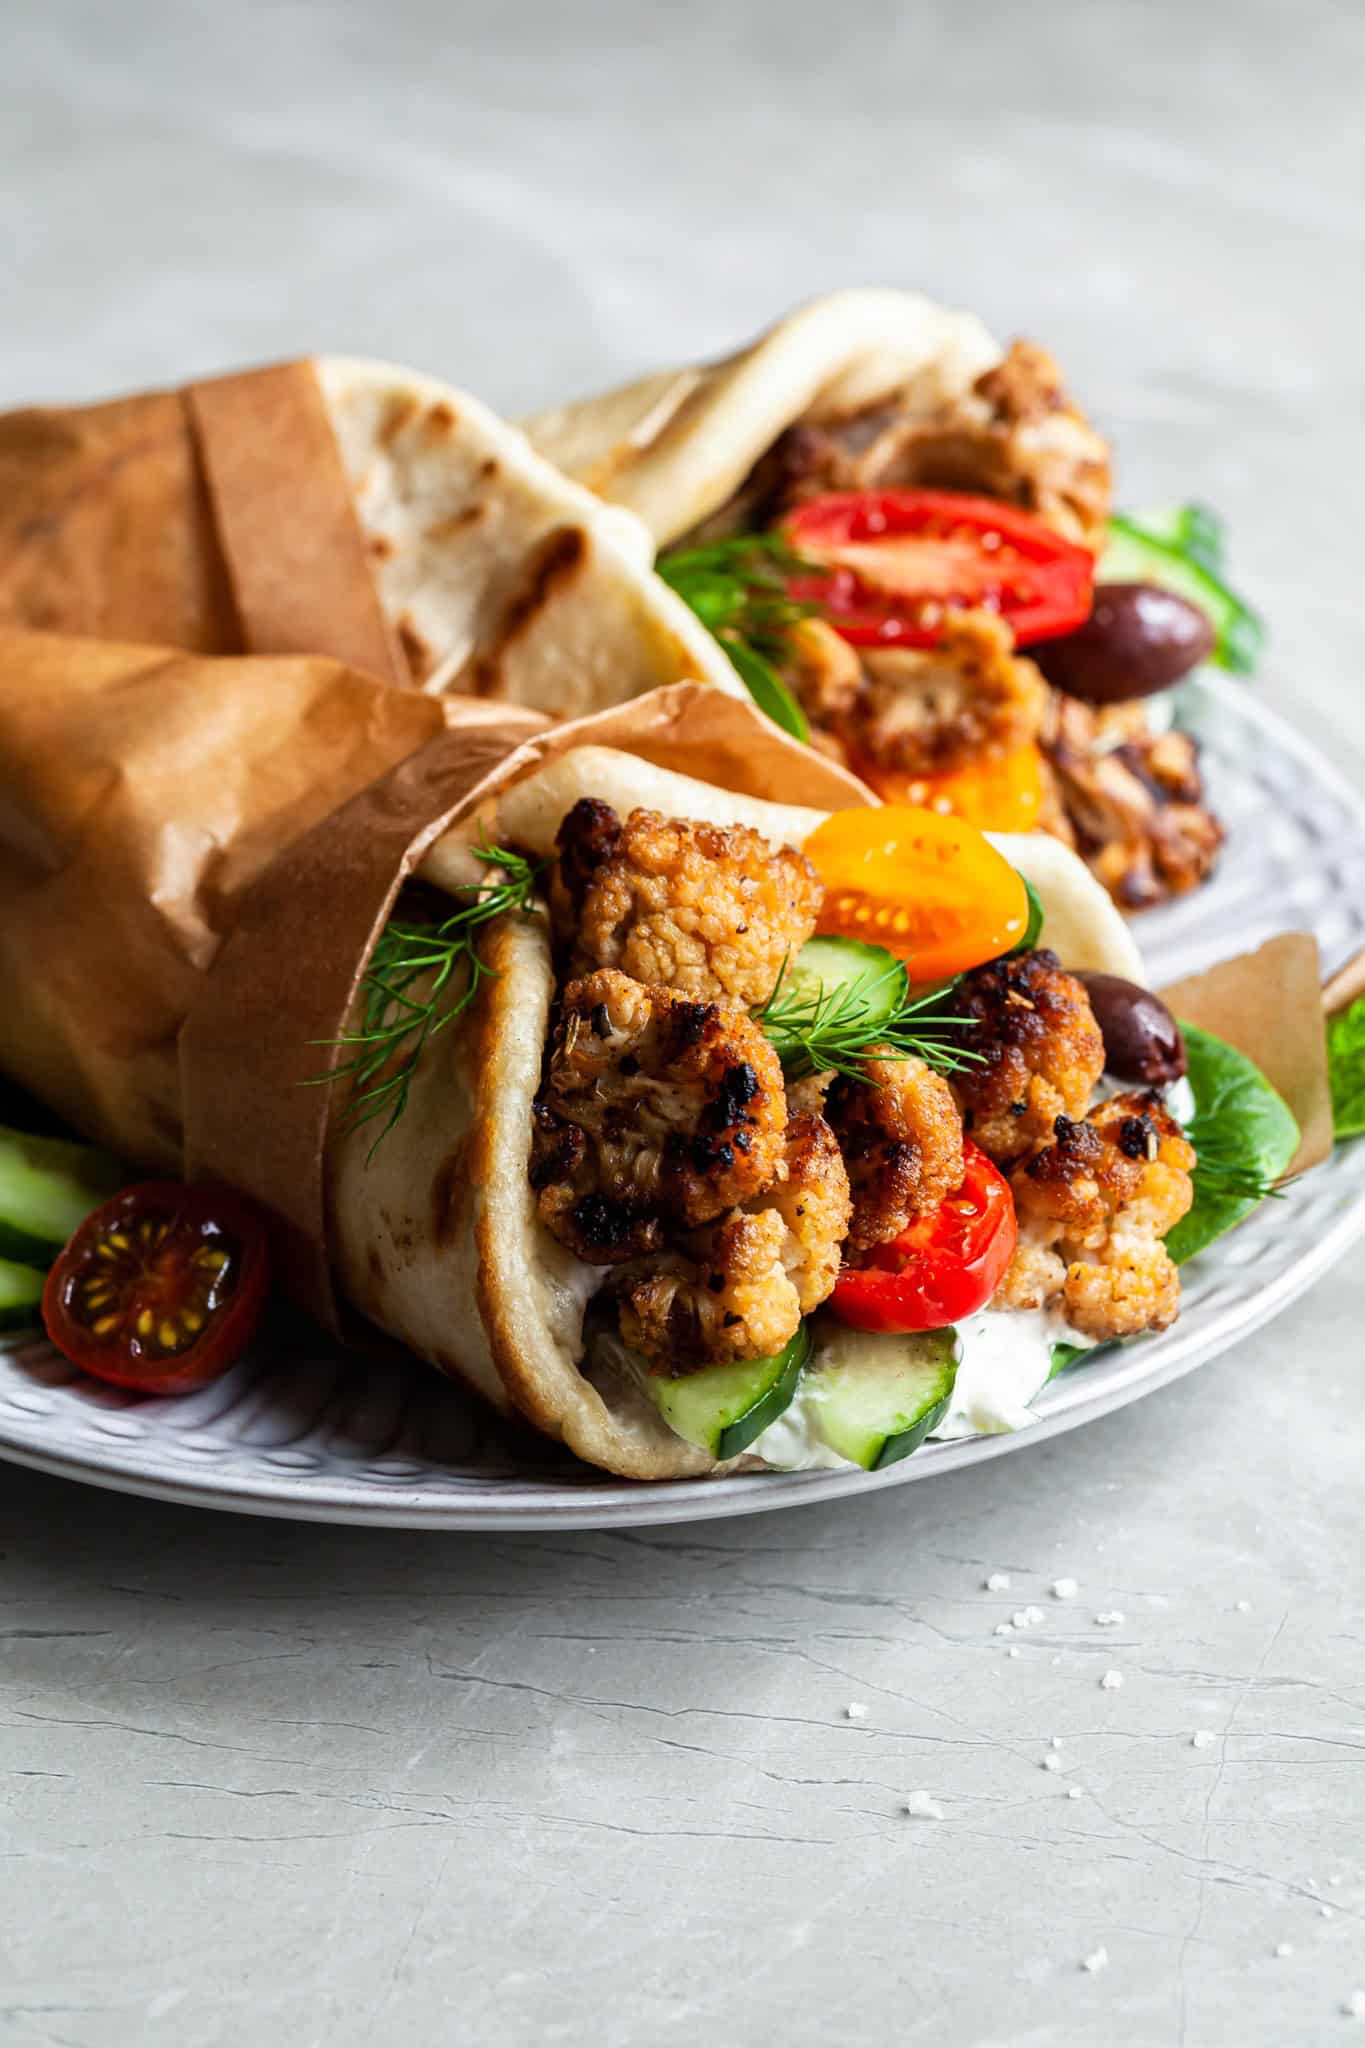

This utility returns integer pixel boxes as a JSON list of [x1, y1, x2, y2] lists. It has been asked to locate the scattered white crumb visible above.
[[1343, 1990, 1365, 2019], [1274, 1942, 1295, 1958], [1050, 1735, 1063, 1749], [985, 1572, 1012, 1592], [1052, 1578, 1080, 1600], [1329, 1875, 1343, 1887], [1320, 1904, 1334, 1920], [1067, 1786, 1084, 1800], [1095, 1610, 1125, 1628], [1081, 1946, 1108, 1974], [903, 1789, 944, 1821], [1051, 1655, 1063, 1667], [995, 1622, 1015, 1637], [845, 1702, 867, 1721], [1042, 1754, 1062, 1774], [1235, 1598, 1252, 1613], [1007, 1646, 1021, 1659], [1100, 1670, 1123, 1691], [1025, 1604, 1046, 1626], [1012, 1610, 1032, 1630], [1191, 1730, 1215, 1750]]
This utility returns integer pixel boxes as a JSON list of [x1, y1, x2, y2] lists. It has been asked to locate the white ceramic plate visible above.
[[4, 673, 1364, 1529]]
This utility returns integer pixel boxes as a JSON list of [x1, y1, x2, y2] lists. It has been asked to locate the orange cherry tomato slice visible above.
[[804, 804, 1030, 982], [858, 744, 1046, 835], [42, 1181, 270, 1395]]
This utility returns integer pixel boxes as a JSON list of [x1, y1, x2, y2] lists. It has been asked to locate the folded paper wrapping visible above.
[[1161, 934, 1332, 1179], [0, 629, 865, 1333], [0, 358, 746, 715]]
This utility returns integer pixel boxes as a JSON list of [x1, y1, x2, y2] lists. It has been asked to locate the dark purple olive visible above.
[[1078, 972, 1187, 1085], [1033, 583, 1215, 705]]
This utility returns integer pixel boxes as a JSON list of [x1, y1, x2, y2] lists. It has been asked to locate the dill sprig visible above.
[[656, 533, 825, 743], [753, 957, 983, 1085], [316, 841, 543, 1155], [1185, 1138, 1285, 1206]]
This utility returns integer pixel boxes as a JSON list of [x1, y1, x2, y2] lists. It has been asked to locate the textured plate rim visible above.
[[2, 671, 1362, 1530]]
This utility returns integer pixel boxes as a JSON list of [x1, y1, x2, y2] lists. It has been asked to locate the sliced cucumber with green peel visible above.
[[1124, 501, 1225, 573], [0, 1258, 46, 1333], [634, 1324, 812, 1460], [806, 1325, 959, 1470], [786, 937, 908, 1027], [0, 1127, 126, 1267], [1099, 516, 1263, 674]]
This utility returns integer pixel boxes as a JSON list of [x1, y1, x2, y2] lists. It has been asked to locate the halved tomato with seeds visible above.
[[784, 489, 1095, 648], [42, 1182, 270, 1393]]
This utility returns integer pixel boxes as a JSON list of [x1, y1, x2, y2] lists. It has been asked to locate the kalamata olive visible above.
[[1033, 583, 1215, 705], [1078, 972, 1187, 1085]]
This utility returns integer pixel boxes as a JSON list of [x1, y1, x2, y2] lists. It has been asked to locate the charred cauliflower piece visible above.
[[822, 1053, 965, 1252], [850, 613, 1048, 780], [1043, 695, 1224, 911], [947, 948, 1104, 1166], [554, 800, 822, 1007], [618, 1209, 801, 1370], [614, 1110, 849, 1371], [532, 969, 787, 1262], [764, 1109, 852, 1312], [1004, 1091, 1196, 1340]]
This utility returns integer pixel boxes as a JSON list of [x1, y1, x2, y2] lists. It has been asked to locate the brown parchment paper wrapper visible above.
[[0, 364, 407, 683], [1161, 932, 1332, 1177], [0, 628, 867, 1330]]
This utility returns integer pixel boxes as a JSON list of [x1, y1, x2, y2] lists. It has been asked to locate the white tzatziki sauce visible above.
[[747, 1305, 1088, 1470]]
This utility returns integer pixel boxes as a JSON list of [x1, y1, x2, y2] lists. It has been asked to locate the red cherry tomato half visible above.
[[830, 1141, 1017, 1334], [42, 1181, 270, 1394], [784, 489, 1094, 648]]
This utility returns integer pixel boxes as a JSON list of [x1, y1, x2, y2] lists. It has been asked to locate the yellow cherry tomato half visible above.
[[857, 744, 1046, 836], [804, 804, 1031, 982]]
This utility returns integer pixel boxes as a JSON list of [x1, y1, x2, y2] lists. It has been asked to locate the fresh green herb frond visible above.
[[753, 956, 983, 1084], [312, 839, 544, 1155], [657, 533, 825, 744], [1184, 1135, 1285, 1207]]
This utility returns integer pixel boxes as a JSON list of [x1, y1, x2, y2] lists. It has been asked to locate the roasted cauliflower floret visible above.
[[532, 969, 787, 1261], [947, 948, 1104, 1166], [1004, 1091, 1196, 1339], [764, 1109, 852, 1312], [618, 1209, 802, 1369], [553, 800, 822, 1007], [822, 1053, 966, 1252], [850, 614, 1048, 779], [1043, 695, 1224, 911]]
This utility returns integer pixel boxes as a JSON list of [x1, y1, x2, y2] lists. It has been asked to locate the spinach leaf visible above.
[[1327, 995, 1365, 1140], [1164, 1025, 1299, 1265], [1047, 1340, 1094, 1381]]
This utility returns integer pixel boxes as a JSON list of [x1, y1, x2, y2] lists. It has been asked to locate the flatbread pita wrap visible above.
[[0, 358, 746, 715], [519, 287, 1107, 550], [320, 744, 1148, 1479]]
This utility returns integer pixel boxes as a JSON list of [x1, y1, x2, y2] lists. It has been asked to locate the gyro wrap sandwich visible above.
[[522, 289, 1231, 912], [3, 604, 1261, 1479]]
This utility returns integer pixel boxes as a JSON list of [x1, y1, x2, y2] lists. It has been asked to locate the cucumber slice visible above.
[[0, 1127, 126, 1267], [1047, 1339, 1094, 1381], [786, 937, 908, 1028], [0, 1258, 46, 1333], [1124, 501, 1225, 573], [806, 1324, 959, 1470], [1099, 517, 1263, 674], [635, 1324, 812, 1460]]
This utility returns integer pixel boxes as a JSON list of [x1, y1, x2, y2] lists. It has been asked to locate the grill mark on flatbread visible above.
[[424, 504, 486, 541], [425, 400, 459, 434], [379, 393, 420, 447], [469, 525, 588, 697], [367, 532, 396, 559]]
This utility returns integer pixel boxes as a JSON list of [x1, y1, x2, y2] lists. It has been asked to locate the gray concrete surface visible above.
[[2, 1, 1363, 2041]]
